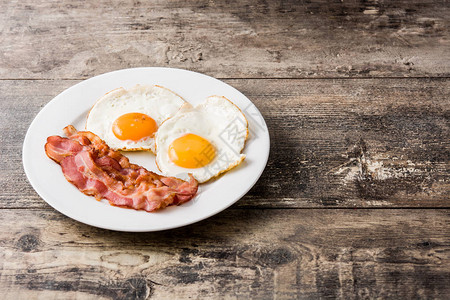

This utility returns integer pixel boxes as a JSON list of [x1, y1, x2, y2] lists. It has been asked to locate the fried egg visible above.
[[155, 95, 248, 183], [86, 85, 185, 152]]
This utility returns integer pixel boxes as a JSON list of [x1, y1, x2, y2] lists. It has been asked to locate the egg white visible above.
[[155, 95, 249, 183], [86, 85, 185, 153]]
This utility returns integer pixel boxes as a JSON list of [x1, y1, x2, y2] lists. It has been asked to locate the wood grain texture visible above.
[[1, 1, 449, 298], [0, 0, 448, 79], [1, 78, 448, 209], [0, 208, 449, 299]]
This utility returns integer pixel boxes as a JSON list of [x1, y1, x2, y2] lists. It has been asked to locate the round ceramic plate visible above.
[[23, 67, 270, 232]]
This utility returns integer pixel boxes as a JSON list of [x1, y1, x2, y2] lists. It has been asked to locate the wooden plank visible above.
[[241, 77, 450, 208], [0, 208, 448, 299], [1, 78, 448, 208], [0, 0, 448, 79]]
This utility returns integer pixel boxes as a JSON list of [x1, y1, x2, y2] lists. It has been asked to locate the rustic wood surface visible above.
[[0, 0, 449, 79], [1, 209, 449, 299], [1, 0, 449, 299], [1, 78, 449, 209]]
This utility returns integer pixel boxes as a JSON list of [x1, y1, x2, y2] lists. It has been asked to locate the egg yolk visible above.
[[168, 134, 216, 168], [112, 113, 157, 141]]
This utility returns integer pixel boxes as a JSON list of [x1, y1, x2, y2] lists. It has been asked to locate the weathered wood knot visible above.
[[258, 247, 295, 267], [16, 234, 39, 252]]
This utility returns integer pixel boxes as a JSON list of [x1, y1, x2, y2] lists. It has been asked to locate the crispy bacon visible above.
[[45, 125, 198, 212]]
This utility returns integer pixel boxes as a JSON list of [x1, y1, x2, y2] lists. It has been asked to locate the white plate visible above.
[[22, 67, 270, 232]]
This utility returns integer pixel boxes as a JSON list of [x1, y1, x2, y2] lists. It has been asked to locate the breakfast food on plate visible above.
[[45, 83, 250, 212], [155, 95, 248, 183], [86, 85, 185, 153], [45, 125, 198, 212]]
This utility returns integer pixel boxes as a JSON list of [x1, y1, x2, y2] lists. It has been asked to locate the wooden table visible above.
[[1, 1, 449, 299]]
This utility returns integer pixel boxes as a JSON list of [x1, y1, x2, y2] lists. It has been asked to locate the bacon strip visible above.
[[45, 125, 198, 212]]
